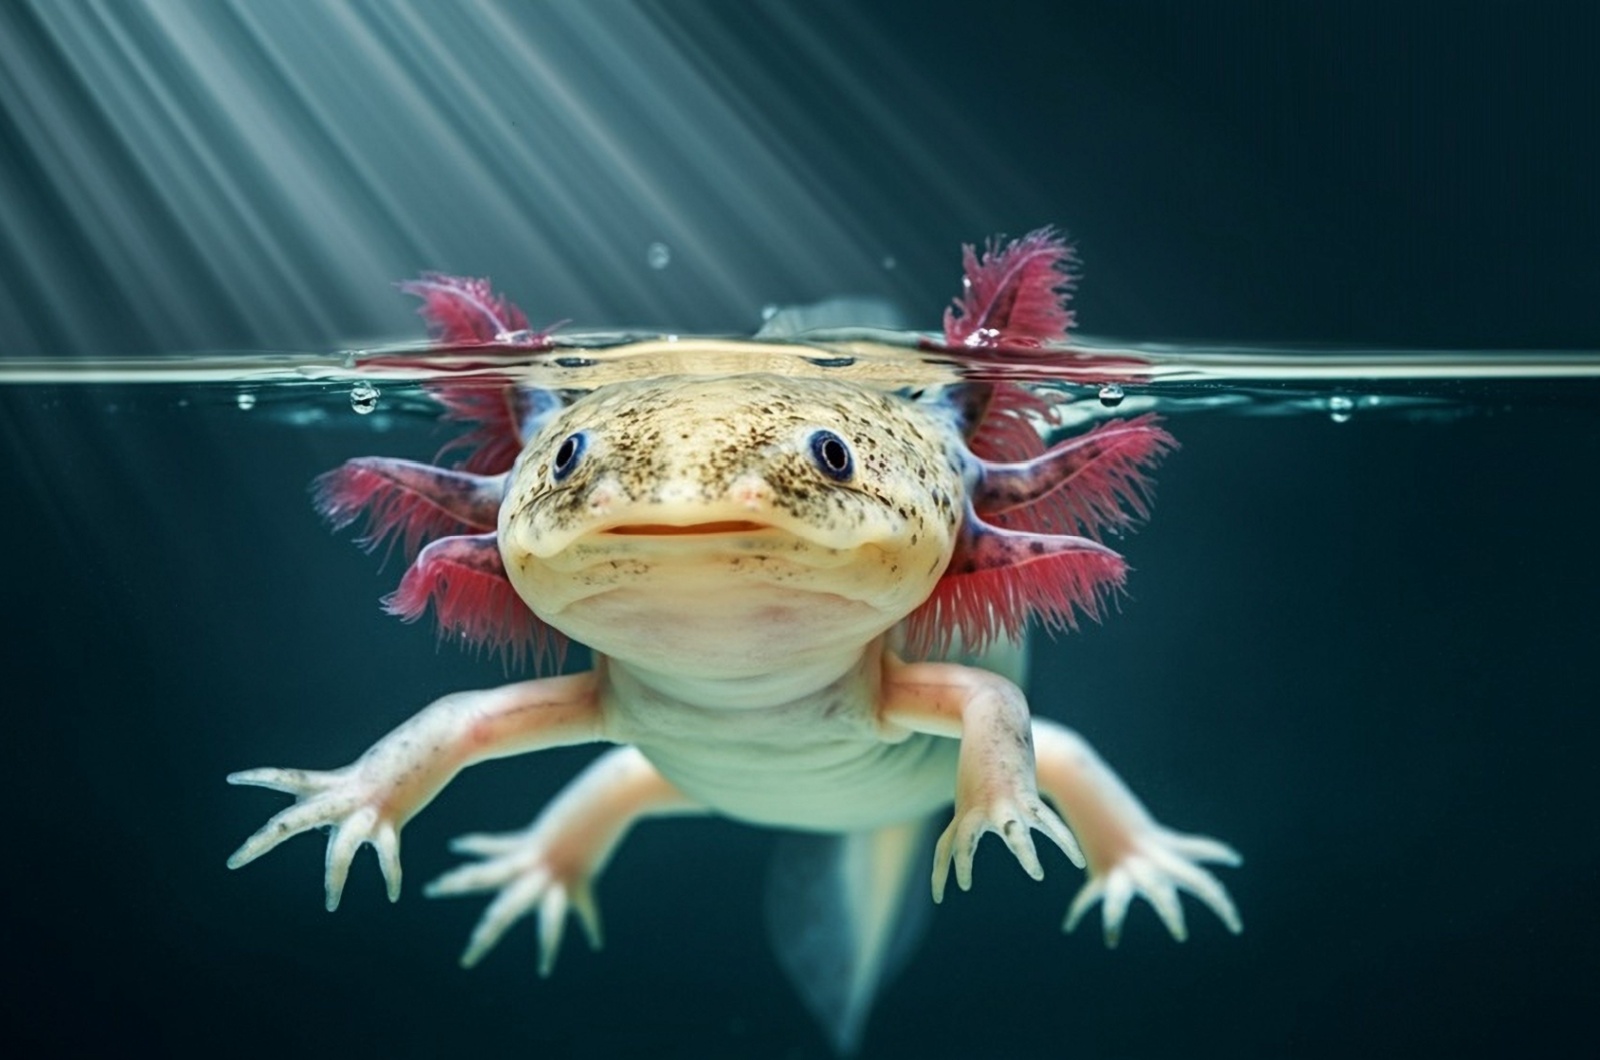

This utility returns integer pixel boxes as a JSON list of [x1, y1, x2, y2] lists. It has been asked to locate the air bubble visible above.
[[1328, 395, 1354, 423], [236, 391, 256, 410], [1098, 384, 1125, 408], [881, 255, 897, 271], [349, 381, 380, 415], [647, 242, 671, 269]]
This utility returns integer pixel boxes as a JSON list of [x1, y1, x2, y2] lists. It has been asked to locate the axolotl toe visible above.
[[227, 230, 1241, 1055]]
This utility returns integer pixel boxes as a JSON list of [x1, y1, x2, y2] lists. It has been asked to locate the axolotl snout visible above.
[[228, 231, 1241, 1054]]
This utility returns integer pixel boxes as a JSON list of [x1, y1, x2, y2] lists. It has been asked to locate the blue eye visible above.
[[808, 430, 854, 481], [552, 432, 587, 481]]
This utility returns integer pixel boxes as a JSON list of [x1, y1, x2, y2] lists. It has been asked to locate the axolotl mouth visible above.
[[602, 520, 770, 536], [530, 514, 883, 581], [577, 517, 851, 562], [507, 506, 885, 566]]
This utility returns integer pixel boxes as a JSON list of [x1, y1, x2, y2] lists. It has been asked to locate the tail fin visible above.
[[764, 820, 934, 1055]]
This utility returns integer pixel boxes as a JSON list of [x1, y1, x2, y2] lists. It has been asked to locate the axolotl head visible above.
[[497, 373, 969, 675], [321, 236, 1175, 675], [317, 363, 1169, 675]]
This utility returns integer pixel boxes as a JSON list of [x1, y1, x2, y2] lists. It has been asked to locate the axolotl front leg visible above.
[[227, 672, 605, 910], [881, 656, 1242, 943], [880, 656, 1086, 897]]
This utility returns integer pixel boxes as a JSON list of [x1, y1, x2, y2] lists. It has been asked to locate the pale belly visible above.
[[600, 654, 961, 832], [637, 728, 959, 832]]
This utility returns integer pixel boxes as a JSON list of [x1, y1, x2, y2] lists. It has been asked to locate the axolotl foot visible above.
[[226, 764, 406, 911], [1034, 718, 1243, 947], [427, 746, 700, 975], [1064, 824, 1241, 947], [931, 785, 1085, 904], [427, 827, 602, 975]]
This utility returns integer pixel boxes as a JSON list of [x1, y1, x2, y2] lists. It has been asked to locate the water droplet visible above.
[[236, 391, 256, 410], [1098, 383, 1125, 408], [349, 381, 380, 415], [646, 241, 671, 269], [881, 255, 897, 271], [1328, 395, 1354, 423], [761, 303, 780, 321]]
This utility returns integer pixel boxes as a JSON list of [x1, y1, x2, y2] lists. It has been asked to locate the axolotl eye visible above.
[[552, 431, 587, 481], [807, 429, 854, 482]]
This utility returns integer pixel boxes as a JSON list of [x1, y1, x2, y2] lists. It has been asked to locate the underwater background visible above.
[[1, 2, 1597, 1057]]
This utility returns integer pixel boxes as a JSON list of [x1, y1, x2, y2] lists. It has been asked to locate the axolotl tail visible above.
[[765, 819, 935, 1057]]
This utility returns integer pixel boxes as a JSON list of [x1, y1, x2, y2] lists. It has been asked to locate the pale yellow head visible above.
[[498, 372, 967, 677]]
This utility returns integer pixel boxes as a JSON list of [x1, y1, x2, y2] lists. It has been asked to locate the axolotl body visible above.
[[228, 231, 1240, 1053]]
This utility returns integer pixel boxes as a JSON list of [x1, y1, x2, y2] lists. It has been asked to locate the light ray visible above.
[[1, 0, 1048, 359]]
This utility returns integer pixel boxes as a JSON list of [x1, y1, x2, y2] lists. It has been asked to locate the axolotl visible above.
[[228, 230, 1241, 1053]]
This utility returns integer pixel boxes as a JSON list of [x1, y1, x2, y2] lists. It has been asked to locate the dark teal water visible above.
[[2, 369, 1595, 1058]]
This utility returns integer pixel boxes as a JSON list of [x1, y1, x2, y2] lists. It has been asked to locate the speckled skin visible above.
[[228, 359, 1242, 1039], [503, 374, 964, 664]]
